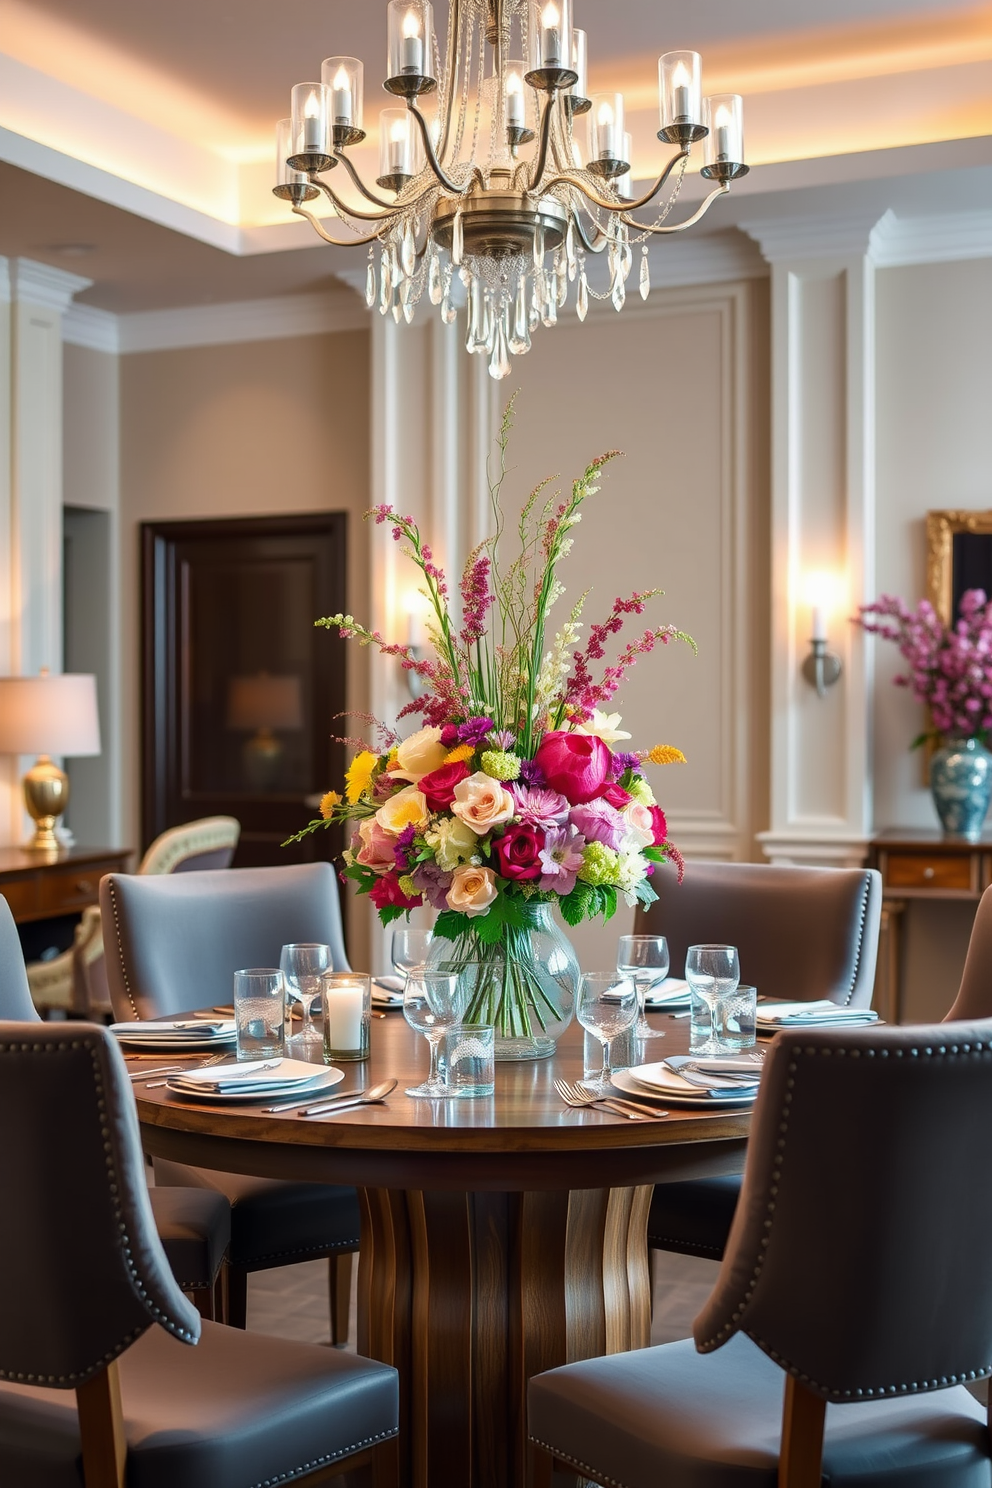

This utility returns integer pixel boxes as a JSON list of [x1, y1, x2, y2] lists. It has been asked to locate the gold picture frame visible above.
[[926, 508, 992, 623]]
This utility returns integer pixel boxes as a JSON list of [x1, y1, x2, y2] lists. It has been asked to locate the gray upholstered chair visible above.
[[100, 861, 360, 1338], [530, 1018, 992, 1488], [639, 859, 882, 1262], [0, 892, 231, 1317], [0, 1021, 399, 1488]]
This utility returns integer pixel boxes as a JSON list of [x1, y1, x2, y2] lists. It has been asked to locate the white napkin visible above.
[[643, 977, 692, 1008], [111, 1020, 236, 1040], [168, 1058, 326, 1095], [664, 1054, 761, 1091], [629, 1061, 758, 1102], [756, 1000, 878, 1028], [372, 976, 405, 1006]]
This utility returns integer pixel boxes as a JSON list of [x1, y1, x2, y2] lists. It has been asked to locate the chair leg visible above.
[[188, 1286, 214, 1320], [76, 1358, 126, 1488], [329, 1251, 354, 1345], [779, 1374, 826, 1488], [227, 1263, 249, 1329], [529, 1443, 555, 1488]]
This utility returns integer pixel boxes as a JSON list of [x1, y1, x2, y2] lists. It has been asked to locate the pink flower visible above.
[[369, 874, 422, 911], [569, 799, 626, 850], [534, 731, 611, 804], [539, 826, 586, 894], [419, 760, 471, 812], [598, 782, 631, 809], [355, 818, 398, 875], [649, 806, 668, 845], [492, 823, 545, 881], [510, 784, 570, 827]]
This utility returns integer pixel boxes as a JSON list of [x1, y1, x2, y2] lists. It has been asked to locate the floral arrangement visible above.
[[289, 402, 690, 1036], [856, 589, 992, 745]]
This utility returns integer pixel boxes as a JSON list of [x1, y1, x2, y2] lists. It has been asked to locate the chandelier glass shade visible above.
[[275, 0, 748, 378]]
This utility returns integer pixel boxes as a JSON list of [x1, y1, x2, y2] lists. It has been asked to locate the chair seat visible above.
[[0, 1319, 398, 1488], [529, 1333, 991, 1488], [153, 1160, 360, 1268], [147, 1188, 231, 1291], [647, 1175, 742, 1260]]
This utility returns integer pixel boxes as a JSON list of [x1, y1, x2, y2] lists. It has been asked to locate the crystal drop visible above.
[[379, 248, 391, 314], [556, 259, 568, 307], [441, 295, 456, 324], [566, 219, 577, 281], [488, 318, 511, 380], [533, 225, 545, 272], [401, 219, 416, 278], [639, 247, 650, 301], [428, 249, 443, 305], [400, 276, 414, 311], [611, 271, 625, 312], [392, 296, 402, 323], [620, 237, 633, 281], [541, 271, 558, 327], [365, 259, 376, 308], [452, 211, 464, 267], [576, 270, 588, 322], [509, 274, 531, 355], [466, 280, 487, 353], [403, 297, 415, 324]]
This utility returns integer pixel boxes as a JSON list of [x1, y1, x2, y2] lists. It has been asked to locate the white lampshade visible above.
[[0, 674, 101, 757], [227, 674, 304, 732]]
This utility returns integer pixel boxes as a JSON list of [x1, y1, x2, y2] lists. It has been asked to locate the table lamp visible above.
[[227, 673, 303, 792], [0, 671, 101, 851]]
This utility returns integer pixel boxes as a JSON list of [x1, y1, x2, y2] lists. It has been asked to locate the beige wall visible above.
[[118, 328, 372, 966]]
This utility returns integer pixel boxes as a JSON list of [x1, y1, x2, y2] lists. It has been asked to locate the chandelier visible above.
[[273, 0, 748, 379]]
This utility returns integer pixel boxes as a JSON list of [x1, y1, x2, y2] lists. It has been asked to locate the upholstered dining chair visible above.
[[100, 861, 360, 1339], [26, 814, 241, 1019], [0, 1020, 399, 1488], [530, 1017, 992, 1488], [0, 892, 232, 1318], [639, 859, 883, 1264], [945, 882, 992, 1021]]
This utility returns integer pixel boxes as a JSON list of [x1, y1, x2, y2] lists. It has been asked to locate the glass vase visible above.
[[930, 736, 992, 841], [425, 901, 578, 1061]]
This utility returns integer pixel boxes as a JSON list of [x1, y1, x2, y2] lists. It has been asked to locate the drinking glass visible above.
[[616, 933, 670, 1041], [577, 972, 637, 1092], [280, 943, 332, 1048], [392, 927, 433, 979], [234, 969, 286, 1061], [443, 1023, 495, 1097], [684, 944, 741, 1055], [403, 972, 466, 1098]]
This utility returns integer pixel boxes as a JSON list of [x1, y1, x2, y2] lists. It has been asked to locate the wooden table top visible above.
[[133, 1009, 751, 1192]]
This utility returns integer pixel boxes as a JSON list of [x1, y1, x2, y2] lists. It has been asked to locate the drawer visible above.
[[0, 878, 40, 920], [884, 853, 975, 892], [39, 863, 114, 915]]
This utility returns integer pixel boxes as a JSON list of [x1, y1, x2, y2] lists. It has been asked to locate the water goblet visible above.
[[280, 943, 331, 1049], [685, 944, 741, 1055], [392, 927, 434, 980], [576, 972, 637, 1092], [403, 972, 466, 1098], [617, 933, 670, 1040]]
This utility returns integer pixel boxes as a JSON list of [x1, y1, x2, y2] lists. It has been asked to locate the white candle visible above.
[[672, 60, 691, 121], [331, 66, 353, 126], [401, 8, 425, 73], [506, 71, 525, 127], [715, 102, 733, 160], [303, 90, 323, 151], [325, 983, 365, 1049], [540, 1, 562, 68], [811, 605, 827, 643], [389, 118, 410, 173]]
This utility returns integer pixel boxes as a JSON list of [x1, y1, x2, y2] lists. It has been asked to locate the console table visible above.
[[868, 829, 992, 1022], [0, 846, 131, 924]]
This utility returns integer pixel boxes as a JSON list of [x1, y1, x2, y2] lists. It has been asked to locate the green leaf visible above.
[[473, 908, 505, 945], [433, 910, 469, 941], [634, 878, 659, 907], [376, 904, 408, 926], [643, 845, 667, 863], [559, 882, 593, 926], [601, 885, 618, 922], [497, 891, 527, 930]]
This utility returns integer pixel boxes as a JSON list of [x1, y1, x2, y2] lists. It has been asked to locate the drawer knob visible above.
[[923, 867, 935, 880]]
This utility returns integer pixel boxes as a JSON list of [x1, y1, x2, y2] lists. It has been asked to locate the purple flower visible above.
[[612, 751, 641, 777], [569, 799, 626, 851], [412, 860, 454, 911], [457, 716, 494, 746], [510, 784, 570, 828], [539, 826, 587, 894], [857, 588, 992, 739], [518, 757, 547, 787], [490, 729, 515, 750], [393, 823, 417, 872]]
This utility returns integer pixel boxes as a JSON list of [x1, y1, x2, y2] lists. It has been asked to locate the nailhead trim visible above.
[[696, 1037, 992, 1398], [248, 1425, 399, 1487], [106, 879, 140, 1020], [841, 873, 873, 1006], [0, 1035, 197, 1385], [232, 1240, 359, 1267], [528, 1434, 632, 1488]]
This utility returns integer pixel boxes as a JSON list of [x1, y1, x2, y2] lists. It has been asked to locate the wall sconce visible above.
[[800, 571, 844, 699], [403, 590, 431, 699]]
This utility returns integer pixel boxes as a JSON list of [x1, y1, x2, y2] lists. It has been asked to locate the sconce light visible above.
[[403, 590, 431, 699], [800, 571, 844, 699]]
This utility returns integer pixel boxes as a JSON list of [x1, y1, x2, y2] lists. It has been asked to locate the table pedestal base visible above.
[[359, 1185, 653, 1488]]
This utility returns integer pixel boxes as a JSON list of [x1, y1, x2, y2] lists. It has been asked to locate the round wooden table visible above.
[[134, 1011, 750, 1488]]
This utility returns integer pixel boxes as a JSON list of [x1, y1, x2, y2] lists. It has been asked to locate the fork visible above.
[[554, 1078, 668, 1120], [139, 1053, 233, 1088]]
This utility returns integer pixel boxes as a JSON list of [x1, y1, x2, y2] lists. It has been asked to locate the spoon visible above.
[[289, 1078, 398, 1118]]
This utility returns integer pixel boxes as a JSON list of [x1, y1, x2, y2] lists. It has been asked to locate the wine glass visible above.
[[392, 927, 434, 980], [403, 972, 466, 1098], [280, 943, 331, 1049], [685, 944, 740, 1055], [576, 972, 637, 1092], [617, 934, 670, 1041]]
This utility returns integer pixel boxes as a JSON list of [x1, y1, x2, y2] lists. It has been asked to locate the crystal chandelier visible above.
[[274, 0, 748, 379]]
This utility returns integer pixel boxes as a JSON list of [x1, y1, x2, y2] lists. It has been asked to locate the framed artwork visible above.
[[926, 509, 992, 623]]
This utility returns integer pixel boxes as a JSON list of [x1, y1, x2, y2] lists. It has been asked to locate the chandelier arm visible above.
[[543, 150, 690, 214], [290, 204, 389, 246], [525, 89, 560, 193], [621, 183, 729, 234], [437, 0, 461, 164], [571, 207, 609, 255], [333, 149, 403, 210], [407, 100, 473, 195], [310, 175, 399, 225]]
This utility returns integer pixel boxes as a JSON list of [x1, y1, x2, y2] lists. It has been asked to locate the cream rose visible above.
[[446, 863, 498, 917], [389, 726, 449, 783], [375, 784, 429, 835], [450, 771, 514, 835], [425, 816, 478, 871], [355, 817, 397, 875], [621, 801, 655, 850]]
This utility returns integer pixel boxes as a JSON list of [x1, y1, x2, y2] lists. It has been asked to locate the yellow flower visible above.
[[345, 750, 378, 803], [319, 790, 341, 819], [645, 744, 687, 766], [376, 785, 430, 835], [444, 743, 475, 764]]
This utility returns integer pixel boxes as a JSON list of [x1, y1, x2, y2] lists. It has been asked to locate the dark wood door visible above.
[[142, 514, 347, 867]]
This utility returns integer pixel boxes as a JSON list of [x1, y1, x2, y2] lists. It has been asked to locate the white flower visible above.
[[616, 846, 648, 897], [389, 726, 448, 783], [621, 802, 655, 849], [573, 709, 632, 745], [626, 775, 656, 807]]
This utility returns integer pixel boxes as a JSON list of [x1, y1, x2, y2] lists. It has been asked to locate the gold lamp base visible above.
[[23, 754, 69, 853]]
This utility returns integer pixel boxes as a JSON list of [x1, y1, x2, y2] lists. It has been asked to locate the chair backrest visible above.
[[634, 859, 882, 1008], [100, 861, 350, 1021], [138, 815, 241, 876], [0, 894, 41, 1022], [693, 1018, 992, 1399], [0, 1021, 198, 1384], [945, 884, 992, 1020]]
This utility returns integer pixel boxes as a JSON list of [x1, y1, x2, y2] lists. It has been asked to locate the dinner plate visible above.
[[115, 1033, 238, 1052], [165, 1061, 345, 1104], [612, 1065, 759, 1110]]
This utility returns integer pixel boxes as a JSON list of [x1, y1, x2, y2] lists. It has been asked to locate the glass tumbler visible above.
[[443, 1024, 495, 1097], [234, 969, 286, 1061], [690, 983, 756, 1054]]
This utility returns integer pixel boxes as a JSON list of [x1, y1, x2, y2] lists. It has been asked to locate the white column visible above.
[[741, 215, 884, 867]]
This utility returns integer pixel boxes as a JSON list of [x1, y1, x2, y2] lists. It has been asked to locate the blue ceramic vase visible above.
[[930, 736, 992, 841]]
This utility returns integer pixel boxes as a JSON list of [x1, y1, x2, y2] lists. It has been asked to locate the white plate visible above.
[[612, 1065, 758, 1110], [165, 1062, 346, 1104], [112, 1020, 237, 1052], [115, 1034, 238, 1052]]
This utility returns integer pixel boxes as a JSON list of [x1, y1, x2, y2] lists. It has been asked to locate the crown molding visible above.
[[870, 208, 992, 266], [7, 257, 92, 312], [739, 210, 892, 264], [117, 288, 369, 354], [62, 301, 119, 353]]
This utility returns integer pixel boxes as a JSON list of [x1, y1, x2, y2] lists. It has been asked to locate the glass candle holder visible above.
[[703, 93, 744, 167], [568, 28, 589, 111], [504, 60, 529, 131], [290, 81, 330, 165], [273, 118, 319, 201], [588, 92, 625, 170], [378, 108, 424, 186], [527, 0, 575, 86], [659, 50, 702, 129], [322, 973, 371, 1062], [387, 1, 436, 85], [321, 56, 364, 133]]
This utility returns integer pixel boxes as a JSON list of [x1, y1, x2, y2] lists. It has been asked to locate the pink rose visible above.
[[419, 760, 470, 812], [451, 771, 514, 835], [622, 801, 656, 849], [446, 863, 498, 916], [369, 874, 422, 911], [534, 731, 611, 804], [493, 823, 545, 881], [355, 817, 398, 875]]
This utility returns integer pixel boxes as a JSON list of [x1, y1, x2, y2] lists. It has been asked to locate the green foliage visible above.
[[643, 845, 667, 863], [377, 904, 408, 926], [433, 909, 470, 941]]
